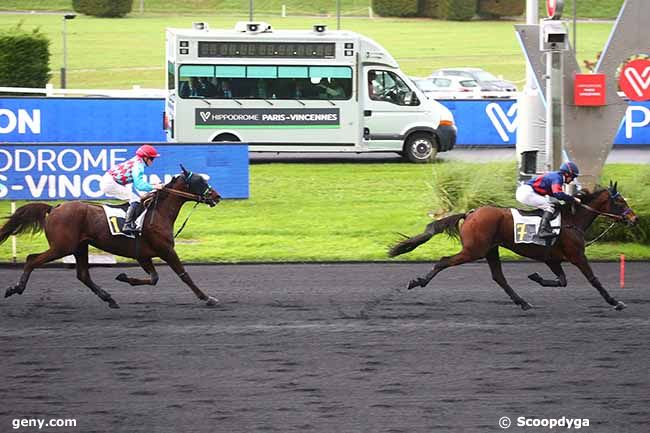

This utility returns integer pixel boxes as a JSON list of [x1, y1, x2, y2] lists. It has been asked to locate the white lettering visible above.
[[625, 105, 650, 138], [83, 149, 107, 170], [59, 175, 81, 197], [0, 149, 11, 171], [0, 109, 40, 134], [25, 175, 48, 197], [111, 148, 129, 166], [37, 149, 57, 171], [83, 174, 104, 198], [57, 149, 82, 172], [15, 149, 36, 172], [48, 175, 57, 198], [0, 109, 17, 133], [0, 174, 7, 198], [19, 109, 40, 134]]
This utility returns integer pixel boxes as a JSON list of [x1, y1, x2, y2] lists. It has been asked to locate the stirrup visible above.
[[537, 230, 555, 238]]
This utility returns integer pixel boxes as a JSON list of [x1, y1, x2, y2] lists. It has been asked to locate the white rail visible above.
[[0, 84, 166, 98]]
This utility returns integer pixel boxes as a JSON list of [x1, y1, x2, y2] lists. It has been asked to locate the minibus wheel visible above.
[[404, 132, 437, 163], [212, 133, 240, 142]]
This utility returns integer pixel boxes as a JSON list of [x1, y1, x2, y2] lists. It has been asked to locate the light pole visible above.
[[61, 13, 76, 89]]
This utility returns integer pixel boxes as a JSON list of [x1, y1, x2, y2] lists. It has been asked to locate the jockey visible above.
[[100, 144, 163, 235], [515, 161, 581, 238]]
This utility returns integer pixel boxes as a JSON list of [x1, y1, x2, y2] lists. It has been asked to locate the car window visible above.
[[415, 80, 437, 92], [433, 78, 451, 87], [369, 70, 419, 106], [460, 80, 479, 88]]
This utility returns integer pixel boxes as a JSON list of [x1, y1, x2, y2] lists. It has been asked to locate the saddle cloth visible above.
[[102, 205, 148, 238], [510, 209, 561, 246]]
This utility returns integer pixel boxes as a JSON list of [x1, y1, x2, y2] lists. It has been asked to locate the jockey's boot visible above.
[[122, 202, 142, 235], [537, 211, 555, 238]]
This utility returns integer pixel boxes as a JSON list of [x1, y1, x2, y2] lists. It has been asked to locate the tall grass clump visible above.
[[428, 161, 518, 215]]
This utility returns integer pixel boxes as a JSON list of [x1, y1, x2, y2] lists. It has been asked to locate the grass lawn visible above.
[[1, 161, 648, 263], [0, 14, 614, 89]]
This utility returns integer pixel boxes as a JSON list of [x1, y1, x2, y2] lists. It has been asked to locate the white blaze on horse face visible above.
[[486, 102, 518, 142]]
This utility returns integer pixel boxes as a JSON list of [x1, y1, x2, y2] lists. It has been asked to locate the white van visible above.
[[164, 22, 456, 162]]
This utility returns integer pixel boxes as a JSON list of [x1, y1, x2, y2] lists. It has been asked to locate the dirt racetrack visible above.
[[1, 262, 649, 433]]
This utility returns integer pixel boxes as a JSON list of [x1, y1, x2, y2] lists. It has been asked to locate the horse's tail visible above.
[[0, 203, 53, 245], [388, 213, 467, 257]]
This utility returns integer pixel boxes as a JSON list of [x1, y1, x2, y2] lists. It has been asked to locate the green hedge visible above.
[[437, 0, 476, 21], [372, 0, 419, 17], [73, 0, 133, 17], [0, 24, 50, 90], [418, 0, 440, 18], [477, 0, 525, 18]]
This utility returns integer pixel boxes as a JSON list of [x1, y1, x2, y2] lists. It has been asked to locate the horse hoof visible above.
[[108, 300, 120, 309], [614, 301, 626, 311], [406, 279, 420, 290], [5, 285, 18, 298], [205, 296, 219, 307], [115, 273, 129, 283], [528, 273, 542, 283], [520, 302, 533, 311]]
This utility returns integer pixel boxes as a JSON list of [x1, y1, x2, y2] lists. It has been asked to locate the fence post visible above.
[[11, 202, 16, 263]]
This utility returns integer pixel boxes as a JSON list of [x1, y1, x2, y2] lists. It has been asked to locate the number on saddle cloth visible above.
[[510, 208, 562, 246], [102, 205, 147, 238]]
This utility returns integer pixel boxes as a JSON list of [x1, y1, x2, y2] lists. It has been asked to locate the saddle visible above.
[[102, 204, 148, 238], [510, 208, 561, 246]]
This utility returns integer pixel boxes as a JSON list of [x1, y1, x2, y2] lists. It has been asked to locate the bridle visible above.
[[162, 185, 215, 205], [577, 191, 632, 223]]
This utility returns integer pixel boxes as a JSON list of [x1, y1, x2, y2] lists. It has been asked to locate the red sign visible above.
[[546, 0, 564, 19], [619, 59, 650, 101], [574, 73, 606, 106]]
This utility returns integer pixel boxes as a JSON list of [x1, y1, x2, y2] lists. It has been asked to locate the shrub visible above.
[[73, 0, 133, 18], [437, 0, 476, 21], [477, 0, 525, 18], [0, 24, 50, 90], [372, 0, 419, 17], [419, 0, 441, 18]]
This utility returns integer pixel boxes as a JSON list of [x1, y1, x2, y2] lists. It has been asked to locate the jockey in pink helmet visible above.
[[100, 144, 163, 235]]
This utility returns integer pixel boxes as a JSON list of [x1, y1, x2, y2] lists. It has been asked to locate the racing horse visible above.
[[388, 182, 638, 310], [0, 165, 221, 308]]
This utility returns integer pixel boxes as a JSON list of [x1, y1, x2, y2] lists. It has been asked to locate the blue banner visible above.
[[1, 97, 648, 146], [0, 98, 167, 143], [0, 143, 249, 200]]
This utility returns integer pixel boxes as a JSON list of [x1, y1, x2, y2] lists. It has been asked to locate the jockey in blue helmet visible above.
[[515, 161, 581, 238]]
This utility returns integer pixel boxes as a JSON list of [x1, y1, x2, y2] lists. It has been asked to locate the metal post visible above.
[[545, 50, 564, 171], [61, 14, 76, 89], [11, 201, 16, 263], [249, 0, 253, 20], [337, 0, 341, 30], [573, 0, 577, 56], [140, 0, 144, 14], [61, 17, 67, 89]]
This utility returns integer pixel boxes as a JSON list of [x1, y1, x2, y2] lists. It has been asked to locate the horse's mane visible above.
[[574, 186, 608, 204]]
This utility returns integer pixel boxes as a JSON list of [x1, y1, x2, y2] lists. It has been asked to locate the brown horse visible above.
[[388, 182, 638, 310], [0, 165, 221, 309]]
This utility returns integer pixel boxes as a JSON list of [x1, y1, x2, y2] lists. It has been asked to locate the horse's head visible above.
[[168, 165, 221, 207], [582, 182, 638, 226]]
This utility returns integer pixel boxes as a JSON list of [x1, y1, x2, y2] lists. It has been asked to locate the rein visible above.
[[162, 186, 209, 203], [578, 202, 628, 222]]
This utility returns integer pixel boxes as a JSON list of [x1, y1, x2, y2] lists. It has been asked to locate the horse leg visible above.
[[485, 247, 532, 310], [407, 248, 475, 290], [570, 255, 625, 310], [5, 248, 68, 298], [528, 261, 568, 287], [115, 257, 159, 286], [74, 243, 119, 309], [160, 249, 218, 306]]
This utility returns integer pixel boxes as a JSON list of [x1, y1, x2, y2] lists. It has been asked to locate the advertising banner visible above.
[[195, 108, 340, 128], [1, 97, 649, 147], [0, 143, 249, 200]]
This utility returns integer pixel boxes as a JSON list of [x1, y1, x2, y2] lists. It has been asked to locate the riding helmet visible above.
[[136, 144, 161, 159], [559, 161, 579, 177]]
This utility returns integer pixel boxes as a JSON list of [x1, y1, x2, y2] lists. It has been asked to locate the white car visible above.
[[411, 76, 481, 99]]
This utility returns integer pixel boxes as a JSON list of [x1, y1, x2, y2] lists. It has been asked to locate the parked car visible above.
[[411, 76, 481, 98], [429, 67, 518, 92]]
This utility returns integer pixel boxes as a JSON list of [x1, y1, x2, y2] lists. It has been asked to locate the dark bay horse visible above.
[[389, 182, 638, 310], [0, 165, 221, 308]]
